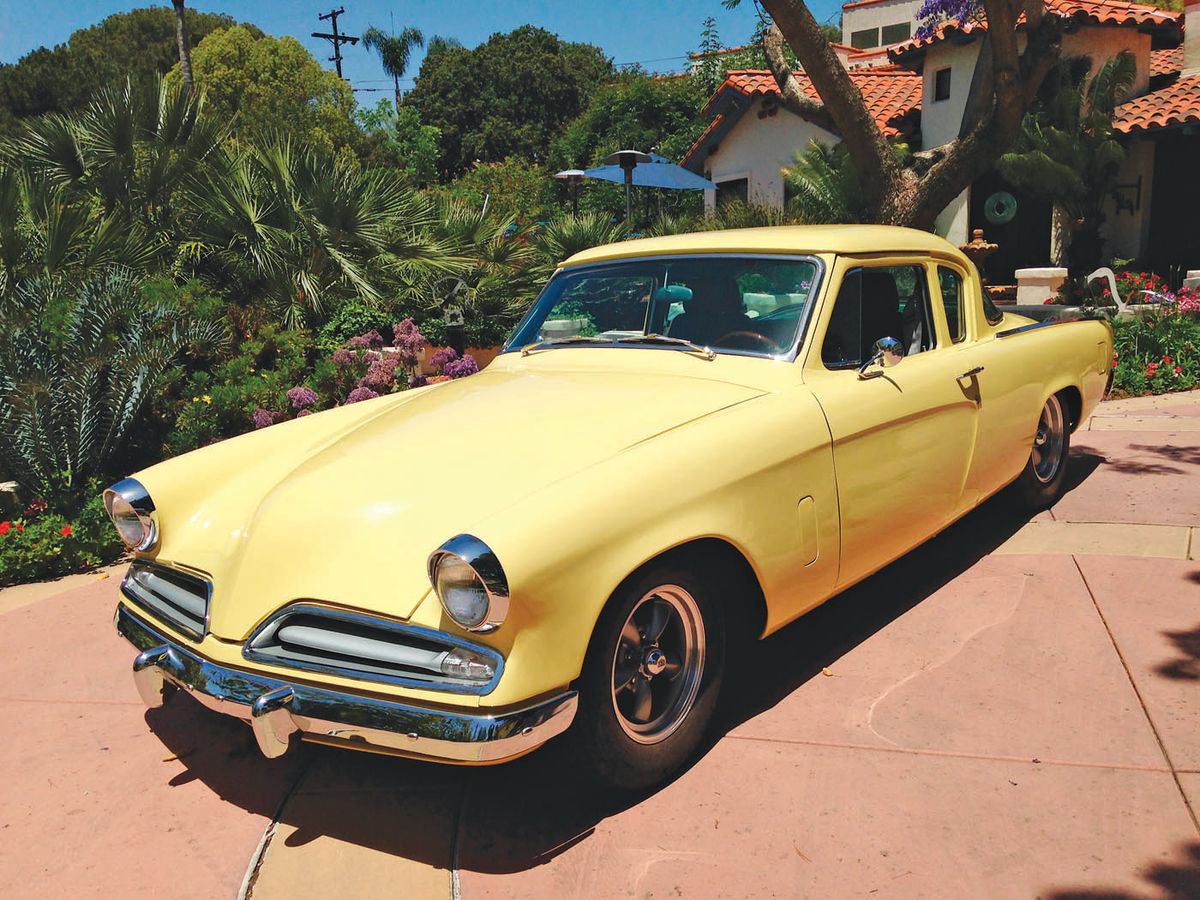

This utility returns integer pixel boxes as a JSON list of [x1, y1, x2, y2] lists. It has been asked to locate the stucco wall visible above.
[[702, 99, 836, 211], [1062, 26, 1152, 98], [842, 0, 924, 48], [919, 41, 982, 148], [1100, 139, 1155, 261]]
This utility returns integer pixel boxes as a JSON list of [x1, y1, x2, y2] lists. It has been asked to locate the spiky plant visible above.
[[998, 51, 1137, 274], [0, 267, 224, 505], [531, 213, 626, 278]]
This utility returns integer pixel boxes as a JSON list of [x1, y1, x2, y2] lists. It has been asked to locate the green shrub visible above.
[[0, 493, 123, 587], [1111, 310, 1200, 395]]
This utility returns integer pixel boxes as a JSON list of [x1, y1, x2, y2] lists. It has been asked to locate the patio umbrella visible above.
[[583, 153, 718, 192]]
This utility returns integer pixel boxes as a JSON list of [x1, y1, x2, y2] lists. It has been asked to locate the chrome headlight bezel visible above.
[[102, 478, 158, 552], [427, 534, 510, 633]]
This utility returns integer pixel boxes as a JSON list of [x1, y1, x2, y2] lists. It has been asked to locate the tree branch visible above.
[[762, 24, 834, 131]]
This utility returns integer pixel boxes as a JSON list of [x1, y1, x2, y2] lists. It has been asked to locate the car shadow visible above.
[[145, 452, 1103, 875]]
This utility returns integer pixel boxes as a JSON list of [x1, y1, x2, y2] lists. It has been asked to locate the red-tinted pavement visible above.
[[2, 391, 1197, 899]]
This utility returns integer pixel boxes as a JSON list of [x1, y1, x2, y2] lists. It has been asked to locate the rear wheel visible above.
[[1014, 393, 1070, 510], [572, 564, 725, 790]]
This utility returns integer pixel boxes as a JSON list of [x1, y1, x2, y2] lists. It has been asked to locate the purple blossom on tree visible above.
[[345, 387, 380, 404], [914, 0, 981, 40], [392, 318, 426, 368], [287, 386, 319, 410], [347, 330, 385, 350], [428, 347, 458, 373], [252, 408, 277, 429], [443, 354, 479, 379]]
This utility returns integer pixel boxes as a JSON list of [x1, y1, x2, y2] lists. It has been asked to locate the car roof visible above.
[[561, 224, 969, 268]]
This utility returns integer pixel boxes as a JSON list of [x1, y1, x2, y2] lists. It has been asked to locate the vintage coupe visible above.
[[107, 226, 1112, 788]]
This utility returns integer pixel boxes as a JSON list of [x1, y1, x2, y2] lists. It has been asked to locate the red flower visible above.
[[1175, 367, 1183, 375], [0, 521, 9, 536], [60, 525, 72, 537], [1163, 355, 1172, 364], [14, 522, 22, 531]]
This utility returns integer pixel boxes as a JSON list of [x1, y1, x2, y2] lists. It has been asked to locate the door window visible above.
[[822, 264, 936, 368], [938, 266, 966, 342]]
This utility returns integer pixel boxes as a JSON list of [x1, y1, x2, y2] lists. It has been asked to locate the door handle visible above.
[[956, 366, 984, 382]]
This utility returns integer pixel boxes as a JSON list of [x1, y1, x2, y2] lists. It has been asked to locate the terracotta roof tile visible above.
[[720, 68, 922, 136], [1114, 73, 1200, 132], [1151, 45, 1184, 78], [890, 0, 1179, 57]]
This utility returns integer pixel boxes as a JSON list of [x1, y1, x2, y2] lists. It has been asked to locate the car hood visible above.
[[141, 362, 766, 639]]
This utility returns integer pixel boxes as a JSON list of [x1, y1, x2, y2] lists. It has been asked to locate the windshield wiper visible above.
[[612, 333, 716, 360], [520, 335, 610, 355]]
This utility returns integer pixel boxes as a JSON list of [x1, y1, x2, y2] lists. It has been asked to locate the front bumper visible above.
[[116, 604, 578, 763]]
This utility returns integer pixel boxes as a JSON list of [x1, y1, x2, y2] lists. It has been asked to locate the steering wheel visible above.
[[715, 330, 785, 353]]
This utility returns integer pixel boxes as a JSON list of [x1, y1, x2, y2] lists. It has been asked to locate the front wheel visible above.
[[1013, 393, 1071, 510], [572, 564, 725, 791]]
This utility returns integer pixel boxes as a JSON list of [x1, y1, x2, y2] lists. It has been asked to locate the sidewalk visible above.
[[2, 391, 1197, 899]]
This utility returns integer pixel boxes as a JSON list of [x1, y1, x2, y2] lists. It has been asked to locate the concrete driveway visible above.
[[2, 391, 1198, 899]]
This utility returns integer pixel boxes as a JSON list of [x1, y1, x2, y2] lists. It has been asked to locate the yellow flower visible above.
[[202, 395, 212, 404], [191, 396, 199, 402]]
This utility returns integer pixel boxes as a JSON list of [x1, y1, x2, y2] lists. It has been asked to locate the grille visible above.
[[120, 561, 212, 640], [243, 605, 503, 694]]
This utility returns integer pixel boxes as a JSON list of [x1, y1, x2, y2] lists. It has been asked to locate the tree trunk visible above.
[[760, 0, 1061, 230], [172, 0, 193, 90]]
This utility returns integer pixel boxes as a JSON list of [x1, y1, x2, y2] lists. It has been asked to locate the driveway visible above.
[[2, 391, 1197, 899]]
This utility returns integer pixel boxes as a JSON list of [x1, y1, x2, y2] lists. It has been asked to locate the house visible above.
[[682, 0, 1197, 276]]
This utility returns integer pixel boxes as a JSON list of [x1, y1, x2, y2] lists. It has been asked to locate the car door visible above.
[[803, 256, 982, 589]]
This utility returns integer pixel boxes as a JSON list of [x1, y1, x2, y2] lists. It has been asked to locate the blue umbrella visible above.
[[583, 153, 717, 191]]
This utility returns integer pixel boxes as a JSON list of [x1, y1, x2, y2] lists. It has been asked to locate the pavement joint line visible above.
[[0, 696, 146, 707], [724, 734, 1175, 774], [238, 760, 310, 900], [450, 778, 469, 900], [1071, 555, 1200, 837]]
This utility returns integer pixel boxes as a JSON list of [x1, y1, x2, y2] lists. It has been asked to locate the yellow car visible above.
[[106, 225, 1112, 789]]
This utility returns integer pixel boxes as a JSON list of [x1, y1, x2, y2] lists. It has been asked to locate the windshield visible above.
[[505, 255, 822, 359]]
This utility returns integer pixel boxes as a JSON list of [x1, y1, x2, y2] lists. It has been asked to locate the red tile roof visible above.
[[1114, 74, 1200, 132], [1151, 45, 1183, 78], [890, 0, 1179, 58], [683, 68, 922, 167]]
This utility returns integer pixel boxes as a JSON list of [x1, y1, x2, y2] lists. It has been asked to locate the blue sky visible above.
[[2, 1, 843, 94]]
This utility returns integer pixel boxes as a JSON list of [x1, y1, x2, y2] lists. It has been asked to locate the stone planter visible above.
[[1015, 267, 1068, 306], [417, 343, 504, 376]]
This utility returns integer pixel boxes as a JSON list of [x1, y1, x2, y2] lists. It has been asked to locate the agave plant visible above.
[[530, 213, 626, 279], [0, 267, 224, 506], [184, 137, 449, 327]]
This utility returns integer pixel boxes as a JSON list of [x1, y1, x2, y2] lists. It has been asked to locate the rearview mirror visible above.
[[857, 336, 905, 380]]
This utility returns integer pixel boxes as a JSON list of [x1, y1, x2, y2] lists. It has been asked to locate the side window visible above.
[[938, 267, 965, 342], [822, 264, 937, 369]]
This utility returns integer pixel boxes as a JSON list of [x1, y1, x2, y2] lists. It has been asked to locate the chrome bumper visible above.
[[115, 604, 577, 763]]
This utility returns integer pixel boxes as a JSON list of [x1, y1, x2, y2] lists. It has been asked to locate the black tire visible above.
[[571, 563, 725, 791], [1014, 392, 1071, 510]]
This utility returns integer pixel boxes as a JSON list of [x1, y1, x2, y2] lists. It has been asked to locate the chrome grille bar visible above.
[[120, 562, 211, 640]]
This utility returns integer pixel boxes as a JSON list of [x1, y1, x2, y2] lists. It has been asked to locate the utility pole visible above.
[[312, 7, 358, 78]]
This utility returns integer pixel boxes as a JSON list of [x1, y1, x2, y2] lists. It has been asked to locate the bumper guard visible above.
[[116, 604, 577, 763]]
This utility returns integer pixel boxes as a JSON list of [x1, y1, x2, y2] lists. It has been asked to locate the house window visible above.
[[881, 22, 911, 44], [715, 178, 748, 207], [934, 67, 952, 101], [850, 27, 879, 50]]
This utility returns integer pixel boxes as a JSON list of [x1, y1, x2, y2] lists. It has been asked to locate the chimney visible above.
[[1186, 0, 1200, 78]]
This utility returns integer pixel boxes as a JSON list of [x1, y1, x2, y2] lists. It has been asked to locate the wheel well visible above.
[[1057, 385, 1083, 433], [617, 538, 768, 641]]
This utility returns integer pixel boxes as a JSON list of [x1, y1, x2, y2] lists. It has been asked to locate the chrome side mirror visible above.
[[857, 336, 905, 380]]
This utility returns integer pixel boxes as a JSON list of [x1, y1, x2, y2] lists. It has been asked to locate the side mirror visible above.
[[857, 336, 905, 380]]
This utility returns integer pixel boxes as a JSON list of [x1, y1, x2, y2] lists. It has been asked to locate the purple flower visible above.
[[346, 330, 385, 351], [409, 373, 429, 388], [429, 347, 458, 372], [253, 408, 277, 429], [287, 385, 319, 410], [392, 318, 426, 367], [331, 348, 356, 367], [345, 387, 380, 404], [914, 0, 980, 40], [296, 408, 314, 417], [443, 354, 479, 379], [357, 355, 404, 390]]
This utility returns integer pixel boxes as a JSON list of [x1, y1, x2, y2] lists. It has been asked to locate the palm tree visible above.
[[362, 26, 424, 109], [172, 0, 194, 90], [998, 51, 1137, 274], [185, 137, 449, 327]]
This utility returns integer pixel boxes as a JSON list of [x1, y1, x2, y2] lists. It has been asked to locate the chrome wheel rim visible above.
[[1032, 395, 1066, 483], [610, 585, 705, 745]]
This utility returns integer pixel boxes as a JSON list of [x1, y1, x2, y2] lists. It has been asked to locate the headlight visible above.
[[427, 534, 509, 632], [102, 478, 158, 551]]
